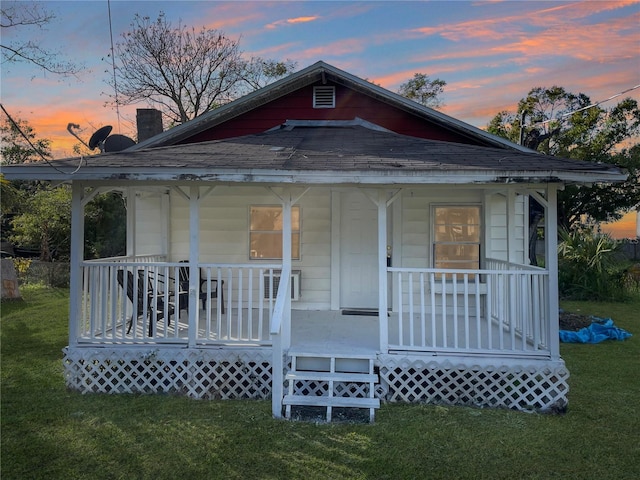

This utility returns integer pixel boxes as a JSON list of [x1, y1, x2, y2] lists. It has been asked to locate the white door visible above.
[[340, 191, 378, 308]]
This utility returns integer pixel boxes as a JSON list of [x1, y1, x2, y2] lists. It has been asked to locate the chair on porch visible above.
[[116, 269, 176, 337], [179, 261, 225, 314]]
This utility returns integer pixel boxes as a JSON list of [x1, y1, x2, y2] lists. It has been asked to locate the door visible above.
[[340, 191, 378, 308]]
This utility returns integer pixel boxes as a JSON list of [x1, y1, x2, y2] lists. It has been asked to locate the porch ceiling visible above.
[[2, 121, 626, 184]]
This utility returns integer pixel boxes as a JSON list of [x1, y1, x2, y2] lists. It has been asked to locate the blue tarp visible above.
[[559, 317, 632, 343]]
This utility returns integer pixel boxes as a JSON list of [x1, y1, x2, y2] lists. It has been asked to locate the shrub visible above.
[[11, 258, 69, 288], [11, 257, 32, 283], [558, 226, 629, 301]]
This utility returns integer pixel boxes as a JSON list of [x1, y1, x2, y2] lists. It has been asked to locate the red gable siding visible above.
[[180, 83, 478, 145]]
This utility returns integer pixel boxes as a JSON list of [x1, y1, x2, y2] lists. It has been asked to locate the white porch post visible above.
[[507, 187, 516, 264], [546, 185, 561, 360], [68, 182, 85, 348], [377, 190, 389, 353], [125, 187, 136, 256], [161, 190, 171, 256], [188, 186, 200, 348], [281, 190, 292, 350], [272, 189, 293, 418]]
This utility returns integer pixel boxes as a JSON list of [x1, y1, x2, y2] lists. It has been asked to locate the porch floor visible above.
[[114, 307, 545, 357], [121, 308, 379, 353]]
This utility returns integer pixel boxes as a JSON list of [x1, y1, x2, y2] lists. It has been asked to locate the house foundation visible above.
[[63, 346, 569, 414]]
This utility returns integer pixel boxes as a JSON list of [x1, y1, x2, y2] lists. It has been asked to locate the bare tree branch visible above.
[[1, 1, 81, 76], [105, 13, 297, 125]]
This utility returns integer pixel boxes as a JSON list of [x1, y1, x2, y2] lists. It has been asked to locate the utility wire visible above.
[[107, 0, 121, 133], [531, 84, 640, 127]]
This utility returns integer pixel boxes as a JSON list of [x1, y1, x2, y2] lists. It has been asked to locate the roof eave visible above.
[[2, 166, 627, 185]]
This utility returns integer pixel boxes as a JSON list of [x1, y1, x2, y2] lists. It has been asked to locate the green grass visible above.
[[2, 286, 639, 480]]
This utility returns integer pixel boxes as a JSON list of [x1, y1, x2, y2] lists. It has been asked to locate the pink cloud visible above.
[[407, 1, 639, 66], [295, 38, 370, 62], [198, 3, 266, 31], [266, 15, 321, 30], [492, 13, 639, 61], [249, 42, 301, 59]]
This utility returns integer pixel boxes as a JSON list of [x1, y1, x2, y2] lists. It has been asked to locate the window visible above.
[[433, 206, 481, 272], [250, 206, 300, 260]]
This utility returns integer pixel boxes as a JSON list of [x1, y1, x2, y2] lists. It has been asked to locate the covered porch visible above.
[[64, 179, 566, 417]]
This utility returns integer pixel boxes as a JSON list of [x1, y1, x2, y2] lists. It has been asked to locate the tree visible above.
[[239, 57, 297, 93], [0, 113, 52, 252], [10, 186, 71, 261], [0, 114, 52, 164], [1, 1, 81, 76], [397, 73, 446, 109], [107, 13, 296, 124], [487, 86, 640, 232], [84, 191, 126, 259]]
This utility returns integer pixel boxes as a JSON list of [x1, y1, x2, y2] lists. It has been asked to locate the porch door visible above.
[[340, 191, 379, 309]]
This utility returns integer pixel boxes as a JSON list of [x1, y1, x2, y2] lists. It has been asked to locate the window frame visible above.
[[248, 205, 301, 260], [431, 204, 482, 274]]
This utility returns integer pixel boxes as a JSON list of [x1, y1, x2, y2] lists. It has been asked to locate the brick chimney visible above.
[[136, 109, 163, 142]]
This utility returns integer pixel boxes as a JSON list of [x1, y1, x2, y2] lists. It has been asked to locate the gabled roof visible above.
[[130, 61, 532, 152], [2, 120, 626, 184]]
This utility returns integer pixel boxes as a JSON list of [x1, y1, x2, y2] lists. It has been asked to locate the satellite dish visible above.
[[88, 125, 113, 151], [104, 134, 136, 152]]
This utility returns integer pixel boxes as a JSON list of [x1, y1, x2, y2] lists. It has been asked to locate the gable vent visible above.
[[313, 86, 335, 108]]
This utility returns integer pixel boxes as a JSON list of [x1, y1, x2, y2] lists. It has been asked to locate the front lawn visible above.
[[1, 286, 638, 479]]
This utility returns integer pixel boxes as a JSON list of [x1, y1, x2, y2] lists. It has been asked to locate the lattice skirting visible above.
[[63, 347, 569, 413], [377, 354, 570, 413], [63, 347, 273, 399]]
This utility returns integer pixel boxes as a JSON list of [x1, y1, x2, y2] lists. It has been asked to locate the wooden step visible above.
[[283, 394, 380, 409], [288, 350, 377, 360], [290, 352, 376, 374], [286, 371, 377, 383], [285, 351, 380, 422]]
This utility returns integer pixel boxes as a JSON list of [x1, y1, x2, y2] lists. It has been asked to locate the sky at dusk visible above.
[[1, 0, 639, 235]]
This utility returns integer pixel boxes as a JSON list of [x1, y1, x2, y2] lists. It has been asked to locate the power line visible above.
[[107, 0, 121, 133], [532, 84, 640, 127]]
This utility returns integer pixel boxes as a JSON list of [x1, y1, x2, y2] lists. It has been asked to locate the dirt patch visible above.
[[559, 311, 593, 331]]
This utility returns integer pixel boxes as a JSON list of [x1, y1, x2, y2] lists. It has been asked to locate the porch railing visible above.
[[77, 256, 282, 345], [389, 260, 550, 357]]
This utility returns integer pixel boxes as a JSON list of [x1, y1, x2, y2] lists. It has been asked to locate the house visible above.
[[1, 61, 626, 421]]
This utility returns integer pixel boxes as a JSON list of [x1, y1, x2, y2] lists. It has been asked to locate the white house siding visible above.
[[134, 190, 169, 255], [486, 193, 527, 264], [297, 189, 332, 308]]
